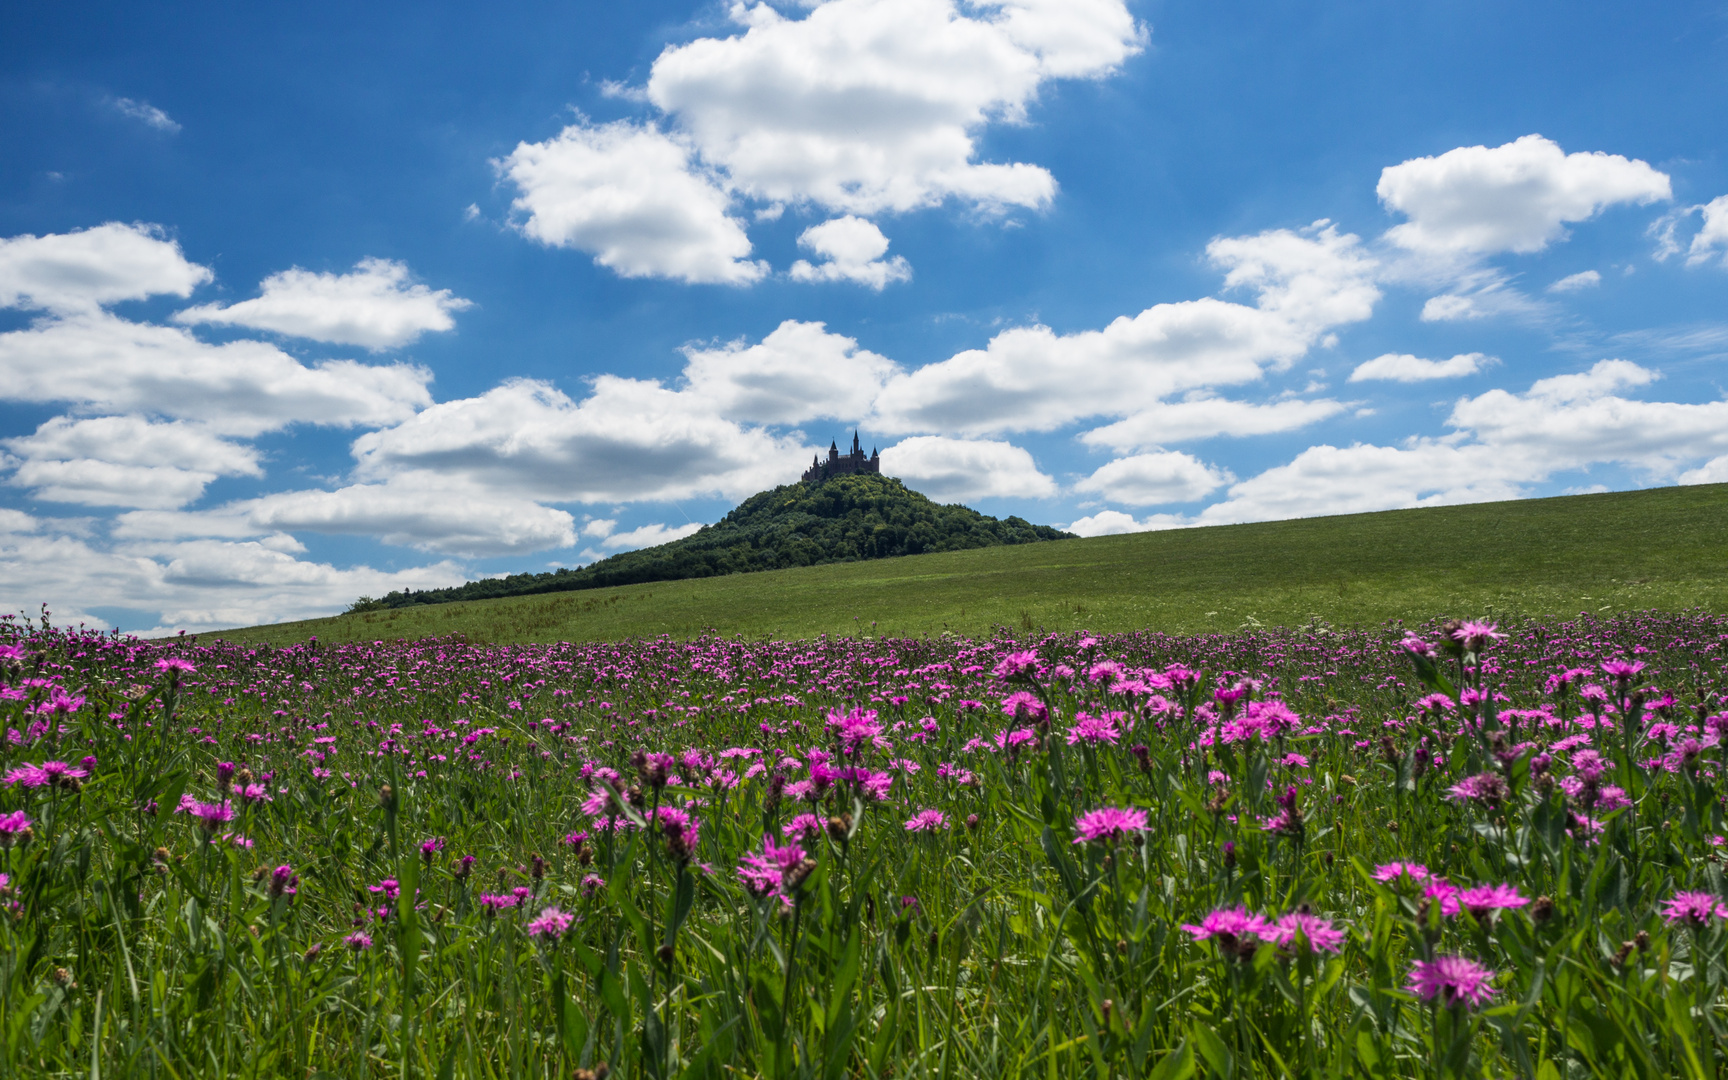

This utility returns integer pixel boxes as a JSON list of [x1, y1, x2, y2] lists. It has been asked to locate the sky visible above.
[[3, 0, 1727, 634]]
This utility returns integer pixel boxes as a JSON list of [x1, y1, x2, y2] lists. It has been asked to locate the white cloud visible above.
[[502, 0, 1143, 282], [1348, 352, 1489, 383], [1074, 451, 1230, 505], [1548, 270, 1601, 293], [1419, 294, 1482, 322], [351, 376, 803, 504], [110, 97, 181, 133], [1378, 134, 1670, 256], [498, 118, 767, 285], [175, 258, 472, 350], [871, 222, 1377, 435], [1079, 394, 1346, 453], [1679, 455, 1728, 485], [581, 518, 617, 539], [5, 415, 260, 475], [879, 435, 1056, 501], [788, 217, 911, 289], [114, 474, 577, 558], [1687, 195, 1728, 267], [645, 0, 1141, 216], [4, 415, 262, 509], [0, 310, 433, 437], [0, 509, 467, 633], [681, 319, 901, 424], [601, 521, 703, 550], [1065, 509, 1188, 536], [1191, 359, 1728, 526], [0, 223, 210, 313]]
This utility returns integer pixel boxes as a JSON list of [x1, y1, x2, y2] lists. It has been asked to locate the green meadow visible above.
[[222, 483, 1728, 645]]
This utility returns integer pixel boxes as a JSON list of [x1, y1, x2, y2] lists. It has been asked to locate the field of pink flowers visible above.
[[3, 608, 1728, 1078]]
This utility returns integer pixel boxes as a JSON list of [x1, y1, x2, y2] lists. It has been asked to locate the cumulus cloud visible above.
[[502, 0, 1143, 282], [645, 0, 1140, 215], [1065, 509, 1188, 537], [351, 377, 802, 504], [114, 474, 577, 557], [601, 521, 703, 550], [1680, 455, 1728, 485], [871, 222, 1377, 435], [681, 319, 900, 424], [1074, 451, 1230, 505], [4, 416, 262, 509], [1548, 270, 1601, 293], [1079, 394, 1346, 453], [0, 508, 467, 633], [1378, 134, 1670, 256], [789, 217, 911, 288], [1348, 352, 1489, 383], [0, 223, 211, 313], [498, 118, 767, 285], [109, 97, 181, 133], [1190, 359, 1728, 526], [175, 258, 472, 350], [879, 435, 1056, 501], [0, 311, 433, 436]]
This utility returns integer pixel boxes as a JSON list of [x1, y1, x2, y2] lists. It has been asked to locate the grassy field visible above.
[[223, 483, 1728, 644]]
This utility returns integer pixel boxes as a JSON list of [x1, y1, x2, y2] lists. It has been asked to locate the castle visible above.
[[802, 431, 882, 483]]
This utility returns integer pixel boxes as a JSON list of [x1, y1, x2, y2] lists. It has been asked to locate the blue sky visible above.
[[3, 0, 1727, 632]]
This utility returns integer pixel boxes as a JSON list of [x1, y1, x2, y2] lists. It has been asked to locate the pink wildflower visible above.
[[1271, 912, 1346, 954], [1407, 956, 1498, 1008], [527, 905, 575, 941], [1065, 711, 1121, 746], [1662, 891, 1728, 928], [1072, 806, 1149, 844], [1458, 883, 1528, 920], [904, 809, 947, 833]]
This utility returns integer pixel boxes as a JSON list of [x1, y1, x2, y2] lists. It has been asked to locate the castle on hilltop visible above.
[[802, 432, 882, 483]]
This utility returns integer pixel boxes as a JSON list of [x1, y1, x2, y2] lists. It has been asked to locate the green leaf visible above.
[[1148, 1041, 1196, 1080], [1190, 1021, 1232, 1079]]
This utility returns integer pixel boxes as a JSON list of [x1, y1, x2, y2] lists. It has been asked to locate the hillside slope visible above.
[[220, 482, 1728, 645], [352, 474, 1070, 611]]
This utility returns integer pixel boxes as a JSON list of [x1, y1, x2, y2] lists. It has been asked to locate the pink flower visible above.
[[0, 810, 33, 843], [1371, 862, 1432, 884], [581, 873, 606, 898], [1449, 621, 1504, 652], [1182, 906, 1273, 943], [344, 931, 373, 952], [270, 865, 298, 898], [1072, 806, 1149, 845], [1271, 912, 1346, 954], [527, 905, 575, 941], [993, 651, 1040, 679], [1446, 772, 1509, 805], [4, 761, 87, 789], [1000, 691, 1048, 724], [1407, 956, 1497, 1008], [737, 835, 806, 899], [781, 813, 825, 842], [1458, 883, 1528, 919], [1662, 891, 1728, 928], [1424, 880, 1463, 916], [1065, 711, 1121, 746], [904, 809, 947, 833], [182, 799, 235, 832], [154, 657, 197, 675]]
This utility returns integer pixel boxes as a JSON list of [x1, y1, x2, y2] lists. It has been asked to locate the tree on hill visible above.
[[349, 474, 1072, 612]]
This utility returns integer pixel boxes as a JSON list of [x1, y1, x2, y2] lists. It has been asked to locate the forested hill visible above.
[[349, 474, 1073, 612]]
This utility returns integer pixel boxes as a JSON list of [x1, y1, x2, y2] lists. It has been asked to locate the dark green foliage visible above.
[[353, 474, 1071, 612]]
